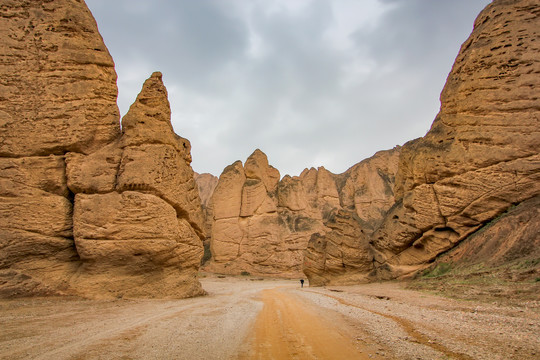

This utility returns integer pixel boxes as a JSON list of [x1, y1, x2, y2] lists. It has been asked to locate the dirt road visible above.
[[0, 276, 538, 359], [239, 288, 369, 359]]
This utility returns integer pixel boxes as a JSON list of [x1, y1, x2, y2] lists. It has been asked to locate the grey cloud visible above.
[[86, 0, 493, 177], [353, 0, 491, 70], [88, 0, 248, 90]]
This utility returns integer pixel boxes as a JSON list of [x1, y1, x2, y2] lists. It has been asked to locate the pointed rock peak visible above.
[[134, 72, 170, 112], [120, 72, 182, 149], [250, 148, 266, 157], [122, 71, 171, 127], [243, 149, 280, 191], [245, 149, 270, 179], [220, 160, 245, 177], [281, 175, 292, 181]]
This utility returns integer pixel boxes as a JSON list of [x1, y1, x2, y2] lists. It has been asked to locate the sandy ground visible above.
[[0, 275, 538, 360]]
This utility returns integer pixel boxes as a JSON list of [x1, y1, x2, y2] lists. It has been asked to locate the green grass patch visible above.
[[421, 262, 452, 278]]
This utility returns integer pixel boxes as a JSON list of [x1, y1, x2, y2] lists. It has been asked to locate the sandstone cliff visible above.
[[0, 1, 204, 298], [304, 0, 540, 285], [206, 148, 400, 277]]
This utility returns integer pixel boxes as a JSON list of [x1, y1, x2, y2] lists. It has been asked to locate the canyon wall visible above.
[[205, 148, 400, 277], [304, 0, 540, 285], [0, 1, 204, 298]]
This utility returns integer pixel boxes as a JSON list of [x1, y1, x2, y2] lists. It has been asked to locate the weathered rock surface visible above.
[[440, 195, 540, 270], [303, 210, 373, 286], [194, 173, 219, 264], [0, 1, 204, 298], [206, 148, 400, 278], [0, 0, 120, 157], [195, 173, 219, 210], [0, 0, 119, 297], [303, 149, 401, 285], [304, 0, 540, 285], [68, 72, 205, 298], [336, 149, 401, 232]]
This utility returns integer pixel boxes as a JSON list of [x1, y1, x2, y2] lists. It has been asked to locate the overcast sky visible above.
[[85, 0, 491, 177]]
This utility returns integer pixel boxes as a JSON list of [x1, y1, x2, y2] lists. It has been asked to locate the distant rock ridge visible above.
[[203, 147, 401, 277], [304, 0, 540, 285], [0, 1, 204, 298]]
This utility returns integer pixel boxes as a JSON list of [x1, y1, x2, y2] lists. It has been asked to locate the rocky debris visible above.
[[304, 0, 540, 285], [206, 148, 400, 278], [0, 1, 204, 298]]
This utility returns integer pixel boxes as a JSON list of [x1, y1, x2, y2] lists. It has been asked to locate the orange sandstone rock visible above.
[[0, 2, 204, 298], [304, 0, 540, 285], [207, 148, 400, 278]]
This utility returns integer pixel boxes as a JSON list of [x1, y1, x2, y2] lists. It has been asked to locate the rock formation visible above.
[[303, 150, 401, 285], [206, 148, 400, 277], [304, 0, 540, 285], [195, 173, 219, 210], [438, 195, 540, 271], [68, 72, 205, 298], [195, 172, 219, 263], [0, 1, 204, 298]]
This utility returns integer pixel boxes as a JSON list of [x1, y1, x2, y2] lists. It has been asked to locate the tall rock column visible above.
[[67, 73, 205, 298], [1, 1, 207, 299], [208, 149, 319, 277]]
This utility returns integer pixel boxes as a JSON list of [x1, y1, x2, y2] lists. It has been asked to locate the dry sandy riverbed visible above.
[[1, 274, 538, 359]]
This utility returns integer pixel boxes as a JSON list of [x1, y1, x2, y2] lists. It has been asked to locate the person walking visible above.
[[300, 279, 304, 288]]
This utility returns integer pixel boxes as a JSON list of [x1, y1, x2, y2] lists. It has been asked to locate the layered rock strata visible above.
[[206, 148, 400, 277], [0, 1, 204, 298], [438, 195, 540, 271], [304, 0, 540, 285]]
